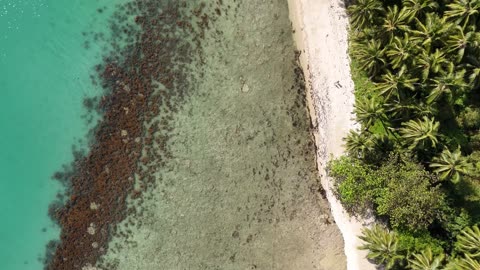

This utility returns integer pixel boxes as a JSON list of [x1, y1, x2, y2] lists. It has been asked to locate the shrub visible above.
[[457, 107, 480, 130], [331, 155, 448, 231], [329, 156, 381, 215], [375, 157, 448, 231]]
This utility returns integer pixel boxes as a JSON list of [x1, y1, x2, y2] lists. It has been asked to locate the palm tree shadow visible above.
[[450, 178, 480, 223], [340, 0, 350, 9]]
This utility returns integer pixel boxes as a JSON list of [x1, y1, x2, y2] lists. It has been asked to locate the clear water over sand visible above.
[[1, 0, 346, 269], [0, 1, 124, 269], [98, 1, 346, 269]]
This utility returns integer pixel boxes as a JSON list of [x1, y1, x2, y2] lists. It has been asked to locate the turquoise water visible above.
[[1, 1, 346, 269], [0, 1, 121, 269]]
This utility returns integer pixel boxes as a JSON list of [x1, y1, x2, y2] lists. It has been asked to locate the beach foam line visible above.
[[287, 0, 376, 269]]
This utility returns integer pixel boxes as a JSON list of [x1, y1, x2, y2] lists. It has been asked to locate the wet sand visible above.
[[288, 0, 376, 269]]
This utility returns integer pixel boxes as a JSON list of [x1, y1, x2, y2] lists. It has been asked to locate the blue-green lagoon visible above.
[[0, 1, 123, 269], [1, 0, 346, 269]]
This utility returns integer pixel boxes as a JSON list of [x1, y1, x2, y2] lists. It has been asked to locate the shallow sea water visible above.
[[1, 0, 346, 269], [0, 0, 125, 269], [97, 1, 346, 269]]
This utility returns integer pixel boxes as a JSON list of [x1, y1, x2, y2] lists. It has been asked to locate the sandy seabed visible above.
[[47, 1, 358, 269], [97, 1, 347, 269]]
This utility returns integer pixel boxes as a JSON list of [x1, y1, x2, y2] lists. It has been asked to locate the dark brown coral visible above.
[[45, 1, 225, 269]]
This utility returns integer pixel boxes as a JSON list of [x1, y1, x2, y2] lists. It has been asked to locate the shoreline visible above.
[[47, 1, 347, 269], [97, 1, 347, 268], [287, 1, 376, 269]]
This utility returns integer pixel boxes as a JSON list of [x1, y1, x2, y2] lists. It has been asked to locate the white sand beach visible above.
[[287, 0, 377, 269]]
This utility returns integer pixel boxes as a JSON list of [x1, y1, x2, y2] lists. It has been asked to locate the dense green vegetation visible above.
[[357, 224, 480, 269], [331, 0, 480, 268]]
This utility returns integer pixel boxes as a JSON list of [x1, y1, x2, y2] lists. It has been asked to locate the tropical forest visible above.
[[330, 0, 480, 269]]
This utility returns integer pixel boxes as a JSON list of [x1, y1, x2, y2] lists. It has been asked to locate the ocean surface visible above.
[[0, 1, 124, 269], [1, 0, 346, 269]]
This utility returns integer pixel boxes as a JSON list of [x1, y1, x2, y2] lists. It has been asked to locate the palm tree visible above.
[[462, 50, 480, 89], [444, 0, 480, 29], [430, 147, 471, 183], [464, 54, 480, 89], [410, 13, 453, 52], [358, 225, 405, 269], [415, 49, 449, 82], [354, 96, 387, 129], [412, 103, 438, 118], [352, 39, 386, 77], [408, 248, 445, 270], [375, 68, 418, 101], [382, 5, 413, 41], [403, 0, 439, 19], [446, 26, 476, 63], [456, 225, 480, 258], [427, 68, 468, 105], [445, 254, 480, 270], [387, 99, 416, 121], [347, 0, 384, 29], [399, 116, 439, 150], [386, 98, 437, 124], [344, 130, 374, 158], [371, 133, 394, 153], [469, 66, 480, 89], [386, 33, 417, 70]]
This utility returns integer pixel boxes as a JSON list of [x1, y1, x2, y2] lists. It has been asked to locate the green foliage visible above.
[[470, 133, 480, 150], [444, 0, 480, 29], [352, 39, 386, 77], [331, 155, 447, 231], [347, 0, 384, 29], [430, 147, 472, 183], [410, 13, 452, 52], [457, 107, 480, 130], [408, 247, 445, 270], [386, 33, 416, 69], [343, 0, 480, 267], [382, 5, 413, 40], [403, 0, 438, 19], [343, 130, 374, 159], [446, 176, 480, 228], [354, 96, 387, 129], [329, 156, 381, 214], [349, 55, 377, 100], [415, 49, 448, 82], [358, 225, 405, 269], [468, 151, 480, 176], [455, 225, 480, 258], [442, 209, 474, 238], [374, 157, 447, 231], [397, 230, 445, 256], [445, 254, 480, 270], [426, 68, 467, 106], [375, 68, 418, 102], [446, 26, 476, 63], [399, 116, 440, 150]]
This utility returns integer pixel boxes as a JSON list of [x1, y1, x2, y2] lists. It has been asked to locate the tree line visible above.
[[330, 0, 480, 268]]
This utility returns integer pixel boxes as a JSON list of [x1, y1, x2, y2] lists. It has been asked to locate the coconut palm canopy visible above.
[[347, 0, 480, 160], [358, 225, 405, 269], [430, 147, 471, 183], [408, 247, 444, 270], [336, 0, 480, 268]]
